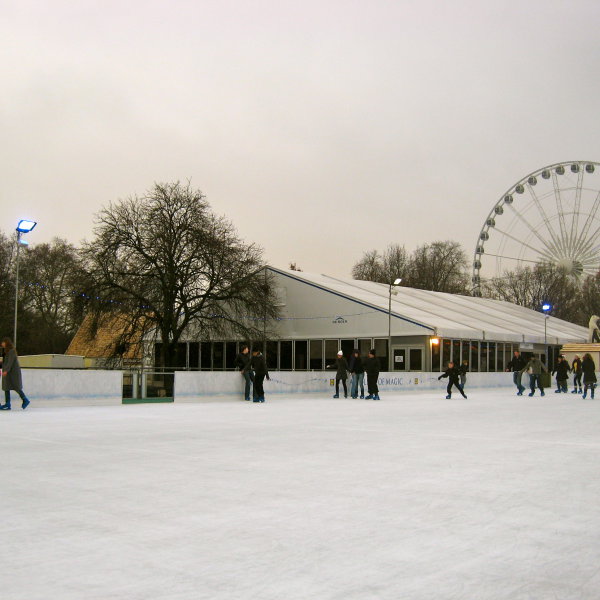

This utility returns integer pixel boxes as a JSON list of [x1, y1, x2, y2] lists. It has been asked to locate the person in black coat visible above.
[[234, 345, 254, 401], [438, 361, 467, 399], [506, 350, 526, 395], [0, 337, 30, 410], [581, 353, 597, 399], [551, 355, 570, 393], [364, 349, 380, 400], [326, 351, 349, 398], [571, 354, 583, 394], [348, 349, 365, 399], [250, 350, 270, 402]]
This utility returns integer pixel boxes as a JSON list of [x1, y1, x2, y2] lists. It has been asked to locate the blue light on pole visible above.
[[542, 303, 552, 353], [16, 220, 37, 233]]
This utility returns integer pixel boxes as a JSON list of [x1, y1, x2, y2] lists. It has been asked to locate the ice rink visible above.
[[1, 388, 599, 600]]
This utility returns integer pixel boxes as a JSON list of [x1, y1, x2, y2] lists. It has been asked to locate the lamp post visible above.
[[388, 277, 402, 371], [13, 220, 37, 348], [542, 303, 551, 365]]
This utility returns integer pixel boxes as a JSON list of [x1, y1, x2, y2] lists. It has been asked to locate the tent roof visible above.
[[269, 268, 588, 344]]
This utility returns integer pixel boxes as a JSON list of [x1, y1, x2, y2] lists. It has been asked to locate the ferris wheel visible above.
[[472, 160, 600, 295]]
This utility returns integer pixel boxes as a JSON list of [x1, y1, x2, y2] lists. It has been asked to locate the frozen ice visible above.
[[1, 388, 599, 599]]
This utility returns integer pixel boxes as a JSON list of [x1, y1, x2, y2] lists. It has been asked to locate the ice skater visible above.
[[521, 355, 547, 397], [348, 349, 365, 399], [234, 344, 253, 401], [571, 354, 583, 394], [582, 353, 596, 399], [326, 350, 349, 398], [364, 349, 380, 400], [458, 359, 469, 391], [250, 349, 269, 402], [438, 361, 467, 399], [551, 355, 570, 393], [0, 337, 30, 410], [506, 350, 526, 395]]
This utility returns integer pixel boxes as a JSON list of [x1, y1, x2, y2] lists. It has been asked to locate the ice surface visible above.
[[1, 389, 599, 600]]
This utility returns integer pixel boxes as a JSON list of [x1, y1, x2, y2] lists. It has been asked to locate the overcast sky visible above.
[[2, 0, 599, 276]]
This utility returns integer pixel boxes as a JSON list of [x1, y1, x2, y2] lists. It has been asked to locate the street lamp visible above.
[[388, 277, 402, 371], [542, 303, 551, 364], [14, 219, 37, 347]]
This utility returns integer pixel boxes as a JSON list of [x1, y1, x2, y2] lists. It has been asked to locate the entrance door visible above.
[[393, 348, 406, 371]]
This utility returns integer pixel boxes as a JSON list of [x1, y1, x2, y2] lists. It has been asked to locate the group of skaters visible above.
[[327, 348, 382, 399], [234, 345, 270, 402], [506, 350, 597, 399]]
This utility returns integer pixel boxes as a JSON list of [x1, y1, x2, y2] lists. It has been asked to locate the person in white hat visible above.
[[326, 350, 349, 398]]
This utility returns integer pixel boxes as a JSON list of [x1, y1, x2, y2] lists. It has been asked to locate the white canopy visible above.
[[269, 268, 588, 345]]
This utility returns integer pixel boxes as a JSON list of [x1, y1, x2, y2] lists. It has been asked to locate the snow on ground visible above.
[[1, 388, 599, 600]]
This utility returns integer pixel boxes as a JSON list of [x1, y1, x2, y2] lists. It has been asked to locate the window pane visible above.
[[266, 341, 278, 370], [495, 343, 503, 371], [431, 340, 441, 372], [480, 342, 488, 372], [189, 343, 199, 370], [410, 348, 422, 371], [374, 338, 388, 371], [310, 340, 323, 370], [200, 342, 211, 370], [452, 339, 460, 364], [462, 341, 470, 370], [442, 339, 451, 367], [280, 341, 292, 370], [325, 340, 338, 366], [294, 341, 308, 370], [225, 342, 237, 369], [470, 341, 479, 372], [213, 342, 224, 370], [488, 342, 496, 372], [358, 338, 371, 356]]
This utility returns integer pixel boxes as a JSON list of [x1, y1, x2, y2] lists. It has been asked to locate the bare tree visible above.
[[18, 238, 86, 353], [481, 262, 582, 322], [352, 249, 384, 282], [81, 181, 280, 368], [578, 271, 600, 324], [406, 241, 469, 293]]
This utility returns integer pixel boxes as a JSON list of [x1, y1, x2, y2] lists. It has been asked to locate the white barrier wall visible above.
[[175, 370, 515, 401], [4, 369, 530, 407], [18, 369, 122, 406]]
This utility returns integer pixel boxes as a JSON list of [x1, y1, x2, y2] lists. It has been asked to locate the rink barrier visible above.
[[174, 371, 516, 401], [19, 369, 122, 406], [13, 369, 574, 406]]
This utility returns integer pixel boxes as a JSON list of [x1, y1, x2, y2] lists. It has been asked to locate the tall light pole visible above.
[[542, 303, 551, 364], [388, 278, 402, 371], [13, 220, 37, 348]]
